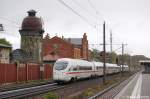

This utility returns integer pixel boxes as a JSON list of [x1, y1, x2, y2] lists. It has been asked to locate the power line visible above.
[[57, 0, 97, 29], [71, 0, 98, 19], [87, 0, 104, 21], [2, 23, 20, 28], [0, 23, 20, 37], [0, 31, 20, 37], [88, 0, 98, 14], [87, 0, 114, 40], [0, 17, 19, 25]]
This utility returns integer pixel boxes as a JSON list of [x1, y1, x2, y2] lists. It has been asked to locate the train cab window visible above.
[[69, 67, 72, 71], [73, 67, 78, 71], [54, 62, 68, 70]]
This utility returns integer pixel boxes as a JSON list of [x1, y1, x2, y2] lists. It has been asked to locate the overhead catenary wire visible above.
[[0, 16, 19, 26], [2, 23, 20, 28], [0, 16, 20, 36], [0, 31, 20, 37], [58, 0, 110, 46], [87, 0, 113, 49], [71, 0, 104, 44], [87, 0, 104, 21], [57, 0, 97, 30], [88, 0, 116, 47], [71, 0, 98, 20], [0, 23, 20, 37]]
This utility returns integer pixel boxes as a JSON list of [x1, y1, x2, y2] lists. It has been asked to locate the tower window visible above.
[[29, 52, 32, 56]]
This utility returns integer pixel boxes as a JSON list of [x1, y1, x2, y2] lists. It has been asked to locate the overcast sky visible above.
[[0, 0, 150, 57]]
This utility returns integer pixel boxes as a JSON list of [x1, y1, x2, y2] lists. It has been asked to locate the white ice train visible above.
[[53, 58, 128, 82]]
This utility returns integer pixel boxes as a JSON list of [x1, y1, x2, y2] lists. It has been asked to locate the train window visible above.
[[79, 66, 92, 70], [97, 66, 102, 70], [54, 61, 68, 70]]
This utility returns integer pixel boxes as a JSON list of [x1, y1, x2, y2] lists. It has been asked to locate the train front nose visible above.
[[53, 70, 63, 81], [53, 60, 69, 82]]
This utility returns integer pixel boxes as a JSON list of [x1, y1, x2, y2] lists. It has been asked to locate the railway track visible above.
[[0, 83, 65, 99], [0, 80, 53, 92], [54, 73, 123, 99], [88, 72, 137, 99], [0, 72, 134, 99], [0, 73, 118, 99]]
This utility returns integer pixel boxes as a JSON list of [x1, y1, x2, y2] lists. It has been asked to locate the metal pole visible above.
[[129, 55, 131, 72], [103, 21, 106, 84], [121, 43, 124, 75], [110, 30, 112, 53], [110, 30, 112, 63], [40, 33, 44, 80]]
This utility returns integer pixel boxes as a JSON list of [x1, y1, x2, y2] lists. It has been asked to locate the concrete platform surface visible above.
[[114, 72, 150, 99]]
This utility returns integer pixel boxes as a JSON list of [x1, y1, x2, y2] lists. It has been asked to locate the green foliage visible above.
[[0, 38, 11, 46], [43, 92, 59, 99], [83, 88, 95, 96], [90, 49, 118, 63], [109, 52, 118, 64], [90, 49, 100, 61], [90, 48, 150, 71], [107, 52, 118, 64]]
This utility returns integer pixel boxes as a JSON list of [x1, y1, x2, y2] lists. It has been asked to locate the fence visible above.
[[0, 63, 53, 84]]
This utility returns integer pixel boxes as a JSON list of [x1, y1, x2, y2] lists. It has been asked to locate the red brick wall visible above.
[[73, 48, 81, 59], [43, 36, 74, 58]]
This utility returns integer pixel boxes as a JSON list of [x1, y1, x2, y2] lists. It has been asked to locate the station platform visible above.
[[114, 72, 150, 99]]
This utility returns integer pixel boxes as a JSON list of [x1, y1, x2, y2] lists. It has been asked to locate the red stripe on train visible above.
[[65, 71, 99, 74]]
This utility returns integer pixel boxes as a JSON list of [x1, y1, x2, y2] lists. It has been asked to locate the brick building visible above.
[[42, 33, 89, 61]]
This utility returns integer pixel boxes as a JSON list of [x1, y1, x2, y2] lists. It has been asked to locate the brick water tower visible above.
[[19, 10, 44, 63]]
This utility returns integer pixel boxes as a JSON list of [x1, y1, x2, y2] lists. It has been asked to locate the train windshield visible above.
[[54, 61, 68, 70]]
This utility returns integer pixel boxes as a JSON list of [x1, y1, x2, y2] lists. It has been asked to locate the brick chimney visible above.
[[62, 36, 64, 39], [83, 33, 87, 40], [68, 38, 71, 42], [44, 33, 50, 39]]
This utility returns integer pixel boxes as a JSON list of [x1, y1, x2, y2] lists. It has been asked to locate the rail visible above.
[[88, 72, 137, 99], [0, 83, 65, 99]]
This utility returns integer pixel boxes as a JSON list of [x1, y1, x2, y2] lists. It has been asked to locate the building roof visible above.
[[64, 38, 82, 48], [0, 43, 12, 48], [65, 38, 82, 45], [21, 10, 43, 31], [11, 49, 29, 63], [43, 54, 60, 61], [139, 60, 150, 63]]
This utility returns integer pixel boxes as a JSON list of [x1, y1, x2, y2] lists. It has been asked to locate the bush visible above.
[[83, 88, 95, 97], [43, 92, 59, 99]]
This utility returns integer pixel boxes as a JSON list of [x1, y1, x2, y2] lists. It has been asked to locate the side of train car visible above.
[[53, 58, 128, 82]]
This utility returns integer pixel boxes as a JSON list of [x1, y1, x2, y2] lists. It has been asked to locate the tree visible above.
[[90, 49, 100, 61], [109, 52, 118, 64], [0, 38, 11, 46]]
